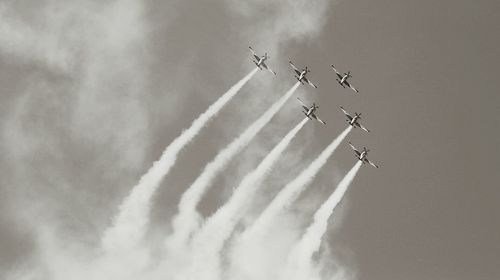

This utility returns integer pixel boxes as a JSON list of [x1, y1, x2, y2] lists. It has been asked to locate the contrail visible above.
[[188, 117, 309, 280], [100, 68, 259, 253], [241, 126, 353, 241], [166, 82, 301, 251], [287, 160, 363, 276]]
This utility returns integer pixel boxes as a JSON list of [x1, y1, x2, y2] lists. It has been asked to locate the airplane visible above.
[[339, 106, 370, 132], [348, 142, 379, 168], [297, 98, 326, 124], [249, 46, 276, 75], [289, 61, 318, 88], [331, 65, 359, 93]]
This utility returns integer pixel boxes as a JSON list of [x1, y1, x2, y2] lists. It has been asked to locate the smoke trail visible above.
[[100, 68, 258, 254], [286, 161, 363, 278], [187, 117, 309, 280], [241, 126, 353, 241], [166, 82, 301, 251]]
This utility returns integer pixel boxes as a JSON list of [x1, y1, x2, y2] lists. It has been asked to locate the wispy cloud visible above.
[[0, 1, 349, 280], [1, 0, 152, 275]]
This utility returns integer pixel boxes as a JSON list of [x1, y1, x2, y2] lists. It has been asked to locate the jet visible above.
[[297, 98, 326, 124], [289, 61, 318, 88], [331, 65, 359, 93], [348, 142, 379, 168], [249, 47, 276, 75], [340, 106, 370, 132]]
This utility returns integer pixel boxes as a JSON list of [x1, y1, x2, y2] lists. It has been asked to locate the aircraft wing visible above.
[[289, 61, 302, 75], [367, 159, 379, 168], [358, 123, 370, 133], [296, 97, 308, 107], [262, 62, 276, 75], [331, 65, 343, 79], [339, 106, 350, 117], [345, 81, 359, 93], [311, 113, 326, 125], [249, 46, 258, 56], [304, 77, 318, 88], [348, 142, 360, 155], [307, 80, 318, 89]]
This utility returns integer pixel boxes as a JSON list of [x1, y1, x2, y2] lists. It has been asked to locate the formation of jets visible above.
[[248, 47, 380, 168]]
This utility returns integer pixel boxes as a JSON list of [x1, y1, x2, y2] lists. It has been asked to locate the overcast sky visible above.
[[1, 1, 499, 280]]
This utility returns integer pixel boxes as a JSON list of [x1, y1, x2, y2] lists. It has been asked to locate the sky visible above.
[[1, 0, 499, 280]]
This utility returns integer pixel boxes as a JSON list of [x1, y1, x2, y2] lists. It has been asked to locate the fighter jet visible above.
[[297, 98, 326, 124], [340, 106, 370, 132], [348, 142, 379, 168], [289, 61, 318, 88], [331, 65, 359, 93], [249, 47, 276, 75]]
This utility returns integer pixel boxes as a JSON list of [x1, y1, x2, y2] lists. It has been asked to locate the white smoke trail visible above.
[[166, 82, 300, 251], [285, 161, 363, 279], [241, 126, 353, 241], [187, 117, 309, 280], [101, 68, 258, 254]]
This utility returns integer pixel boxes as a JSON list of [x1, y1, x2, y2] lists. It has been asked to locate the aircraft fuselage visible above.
[[304, 107, 314, 118], [254, 57, 265, 68], [358, 151, 367, 161], [298, 71, 306, 81], [303, 105, 318, 118], [349, 115, 359, 126]]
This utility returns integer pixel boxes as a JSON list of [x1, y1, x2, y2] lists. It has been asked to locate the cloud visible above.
[[0, 1, 352, 279], [0, 0, 153, 273], [0, 2, 79, 72], [1, 0, 151, 187], [227, 0, 329, 43]]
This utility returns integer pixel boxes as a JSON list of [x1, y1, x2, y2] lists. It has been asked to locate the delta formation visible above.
[[250, 46, 379, 168]]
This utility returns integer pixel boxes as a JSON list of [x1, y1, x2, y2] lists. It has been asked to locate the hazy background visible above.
[[1, 0, 499, 279]]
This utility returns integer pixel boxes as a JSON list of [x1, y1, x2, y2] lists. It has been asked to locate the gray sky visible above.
[[1, 0, 499, 279]]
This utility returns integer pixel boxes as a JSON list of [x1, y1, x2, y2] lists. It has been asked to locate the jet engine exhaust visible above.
[[240, 125, 353, 242], [100, 68, 259, 254], [187, 117, 309, 280], [285, 160, 363, 278], [165, 81, 301, 251]]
